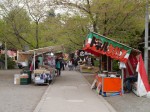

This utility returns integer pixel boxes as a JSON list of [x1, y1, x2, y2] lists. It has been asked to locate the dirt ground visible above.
[[83, 73, 150, 112], [0, 69, 48, 112]]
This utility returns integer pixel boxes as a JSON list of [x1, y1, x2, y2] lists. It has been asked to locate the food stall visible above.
[[83, 32, 150, 97], [75, 50, 99, 73], [17, 45, 64, 85]]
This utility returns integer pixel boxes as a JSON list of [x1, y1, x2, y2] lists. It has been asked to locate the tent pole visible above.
[[34, 51, 35, 73], [111, 59, 113, 71], [100, 55, 102, 72], [42, 53, 44, 66], [107, 56, 109, 71], [121, 68, 124, 94]]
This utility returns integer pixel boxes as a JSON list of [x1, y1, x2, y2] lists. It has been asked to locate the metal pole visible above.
[[111, 59, 113, 71], [5, 42, 7, 70], [34, 51, 35, 72], [100, 55, 102, 72], [144, 0, 149, 74], [121, 68, 124, 94], [107, 56, 109, 71], [42, 53, 44, 66]]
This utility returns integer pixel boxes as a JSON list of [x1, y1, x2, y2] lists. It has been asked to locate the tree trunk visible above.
[[93, 20, 98, 33], [35, 21, 39, 48]]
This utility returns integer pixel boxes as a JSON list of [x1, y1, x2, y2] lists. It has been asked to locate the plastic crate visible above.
[[22, 70, 31, 84], [20, 78, 28, 85]]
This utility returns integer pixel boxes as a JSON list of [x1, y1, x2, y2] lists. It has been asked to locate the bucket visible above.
[[14, 74, 20, 84]]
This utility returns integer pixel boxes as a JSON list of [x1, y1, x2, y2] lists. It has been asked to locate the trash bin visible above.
[[22, 69, 31, 84]]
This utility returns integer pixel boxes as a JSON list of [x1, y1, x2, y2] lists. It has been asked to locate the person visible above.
[[55, 57, 61, 76], [91, 57, 94, 66], [48, 56, 55, 68], [68, 58, 74, 71], [35, 59, 40, 69], [85, 55, 92, 66], [124, 72, 138, 93], [61, 58, 65, 70], [74, 56, 80, 70]]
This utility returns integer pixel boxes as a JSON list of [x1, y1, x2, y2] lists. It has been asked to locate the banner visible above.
[[84, 32, 132, 63]]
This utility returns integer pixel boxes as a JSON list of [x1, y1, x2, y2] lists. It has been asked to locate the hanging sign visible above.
[[77, 50, 85, 61], [84, 32, 132, 63]]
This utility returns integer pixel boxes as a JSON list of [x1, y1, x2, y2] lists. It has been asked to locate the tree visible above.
[[25, 0, 49, 48], [51, 0, 146, 48], [59, 14, 89, 52], [51, 0, 98, 32], [0, 0, 35, 50], [38, 9, 62, 47]]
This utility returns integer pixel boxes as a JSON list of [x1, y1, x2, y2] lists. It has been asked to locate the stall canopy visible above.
[[83, 32, 150, 97], [18, 45, 64, 55], [18, 45, 64, 61], [18, 45, 64, 70], [83, 32, 140, 63]]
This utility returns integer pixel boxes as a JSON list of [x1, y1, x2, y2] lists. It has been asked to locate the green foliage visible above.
[[0, 0, 146, 53], [0, 54, 16, 69], [1, 6, 32, 50], [54, 0, 145, 49], [112, 60, 120, 71], [56, 15, 89, 52], [94, 59, 99, 67]]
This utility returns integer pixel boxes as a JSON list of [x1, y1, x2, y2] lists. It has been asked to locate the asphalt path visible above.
[[0, 69, 47, 112], [1, 69, 150, 112], [82, 73, 150, 112]]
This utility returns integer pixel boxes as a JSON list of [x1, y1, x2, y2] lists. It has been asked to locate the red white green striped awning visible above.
[[83, 32, 140, 63]]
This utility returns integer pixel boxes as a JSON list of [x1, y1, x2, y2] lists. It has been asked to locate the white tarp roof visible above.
[[18, 45, 64, 55]]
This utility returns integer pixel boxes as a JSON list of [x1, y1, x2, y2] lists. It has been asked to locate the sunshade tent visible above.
[[83, 32, 150, 97], [18, 45, 64, 55]]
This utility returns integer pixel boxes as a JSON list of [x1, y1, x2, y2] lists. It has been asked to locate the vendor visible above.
[[85, 55, 94, 66], [35, 59, 40, 69], [124, 72, 138, 93]]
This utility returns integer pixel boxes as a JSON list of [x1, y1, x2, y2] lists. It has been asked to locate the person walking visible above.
[[68, 58, 74, 71], [55, 58, 61, 76], [61, 58, 65, 70]]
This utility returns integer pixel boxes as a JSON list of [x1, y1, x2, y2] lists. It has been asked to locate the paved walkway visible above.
[[33, 71, 117, 112]]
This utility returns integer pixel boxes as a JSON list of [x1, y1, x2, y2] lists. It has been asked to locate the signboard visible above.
[[84, 32, 132, 63], [78, 50, 85, 61]]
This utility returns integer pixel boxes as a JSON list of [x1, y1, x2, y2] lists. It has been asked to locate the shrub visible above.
[[0, 54, 16, 69]]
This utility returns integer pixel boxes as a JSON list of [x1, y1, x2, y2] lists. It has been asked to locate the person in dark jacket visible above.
[[124, 72, 138, 93], [55, 58, 61, 76], [35, 59, 40, 69]]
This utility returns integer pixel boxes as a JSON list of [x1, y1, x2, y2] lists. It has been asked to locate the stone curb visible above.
[[33, 85, 51, 112]]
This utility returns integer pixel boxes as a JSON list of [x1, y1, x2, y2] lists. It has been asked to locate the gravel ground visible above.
[[0, 69, 48, 112], [82, 73, 150, 112]]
